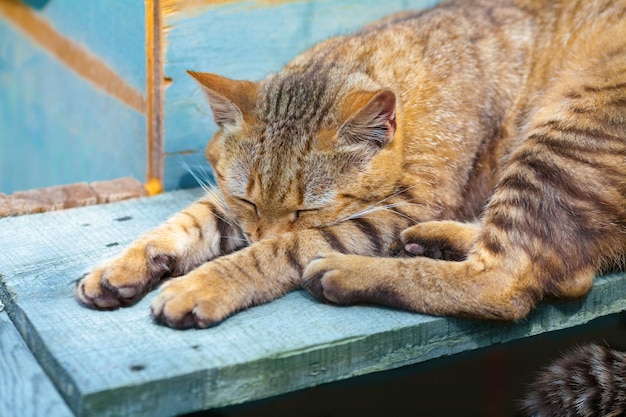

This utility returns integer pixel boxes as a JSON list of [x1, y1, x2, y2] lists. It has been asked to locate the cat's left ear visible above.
[[339, 90, 396, 148], [187, 71, 258, 130]]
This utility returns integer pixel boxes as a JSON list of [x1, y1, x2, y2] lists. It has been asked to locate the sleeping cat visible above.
[[76, 0, 625, 333]]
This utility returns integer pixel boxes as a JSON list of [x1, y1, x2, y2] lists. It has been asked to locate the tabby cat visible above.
[[77, 0, 625, 334], [524, 344, 626, 417]]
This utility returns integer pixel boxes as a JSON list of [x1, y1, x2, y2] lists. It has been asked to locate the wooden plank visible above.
[[0, 188, 625, 417], [0, 20, 146, 195], [0, 1, 146, 195], [0, 311, 74, 417], [161, 0, 441, 190], [29, 0, 146, 95], [146, 0, 166, 194]]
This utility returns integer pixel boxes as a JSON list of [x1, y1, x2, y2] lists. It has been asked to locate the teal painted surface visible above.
[[0, 311, 74, 417], [1, 190, 625, 416], [35, 0, 146, 94], [163, 0, 441, 190], [0, 19, 146, 194]]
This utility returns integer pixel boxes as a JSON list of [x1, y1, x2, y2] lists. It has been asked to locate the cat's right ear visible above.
[[339, 90, 396, 148], [187, 71, 258, 130]]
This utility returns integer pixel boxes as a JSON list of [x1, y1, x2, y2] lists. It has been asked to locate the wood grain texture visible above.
[[0, 0, 145, 112], [161, 0, 441, 190], [0, 188, 625, 417], [146, 0, 165, 192], [0, 0, 147, 195], [26, 0, 147, 95], [0, 312, 74, 417]]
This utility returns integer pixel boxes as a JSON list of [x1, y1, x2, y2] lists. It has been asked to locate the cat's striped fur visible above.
[[77, 0, 626, 336], [524, 345, 626, 417]]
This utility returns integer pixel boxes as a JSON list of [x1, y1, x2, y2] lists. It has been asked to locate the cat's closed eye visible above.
[[238, 198, 259, 216], [295, 209, 317, 219]]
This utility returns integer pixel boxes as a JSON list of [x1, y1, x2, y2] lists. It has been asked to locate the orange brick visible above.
[[0, 194, 13, 217], [60, 182, 98, 208], [90, 177, 147, 203], [6, 196, 49, 215], [9, 183, 98, 215], [10, 188, 57, 213]]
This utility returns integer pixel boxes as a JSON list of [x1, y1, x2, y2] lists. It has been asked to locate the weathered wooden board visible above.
[[1, 188, 625, 417], [0, 310, 74, 417], [162, 0, 442, 190], [0, 0, 146, 194], [27, 0, 146, 95]]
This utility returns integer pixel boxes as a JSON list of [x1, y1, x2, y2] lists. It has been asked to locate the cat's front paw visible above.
[[302, 254, 371, 305], [393, 221, 479, 261], [150, 266, 240, 329], [75, 247, 174, 309]]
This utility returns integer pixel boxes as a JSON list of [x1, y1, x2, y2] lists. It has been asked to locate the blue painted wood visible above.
[[1, 189, 625, 417], [163, 0, 441, 189], [0, 20, 146, 194], [35, 0, 146, 94], [164, 152, 215, 190], [0, 311, 74, 417]]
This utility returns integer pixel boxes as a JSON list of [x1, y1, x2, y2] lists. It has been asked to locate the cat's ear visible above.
[[339, 90, 396, 148], [187, 71, 258, 130]]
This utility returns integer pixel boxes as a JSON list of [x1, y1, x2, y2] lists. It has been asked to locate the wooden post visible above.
[[146, 0, 164, 196]]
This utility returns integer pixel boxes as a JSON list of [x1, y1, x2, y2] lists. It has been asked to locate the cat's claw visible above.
[[393, 221, 480, 261], [302, 253, 368, 305], [75, 250, 174, 310], [76, 268, 149, 309], [150, 270, 238, 330]]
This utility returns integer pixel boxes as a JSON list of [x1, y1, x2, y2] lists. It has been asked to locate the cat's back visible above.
[[311, 0, 626, 59]]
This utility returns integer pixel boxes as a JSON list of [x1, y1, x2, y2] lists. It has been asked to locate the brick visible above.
[[7, 196, 49, 215], [10, 188, 58, 213], [60, 182, 98, 208], [9, 183, 98, 216], [1, 178, 145, 217], [90, 177, 147, 204], [0, 194, 13, 217], [13, 188, 61, 211]]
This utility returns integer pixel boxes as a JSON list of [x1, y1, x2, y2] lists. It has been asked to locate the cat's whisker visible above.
[[196, 188, 243, 230], [369, 185, 421, 207], [179, 158, 213, 193], [358, 206, 418, 223], [213, 212, 239, 230], [223, 235, 248, 242], [330, 201, 419, 227]]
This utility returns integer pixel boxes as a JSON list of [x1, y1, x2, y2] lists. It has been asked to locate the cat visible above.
[[76, 0, 626, 331], [523, 344, 626, 417]]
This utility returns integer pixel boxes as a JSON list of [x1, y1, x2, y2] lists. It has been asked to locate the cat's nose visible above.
[[255, 221, 291, 241], [249, 227, 264, 242], [255, 227, 278, 241]]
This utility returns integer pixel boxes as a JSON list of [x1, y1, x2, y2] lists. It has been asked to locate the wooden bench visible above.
[[1, 188, 625, 417]]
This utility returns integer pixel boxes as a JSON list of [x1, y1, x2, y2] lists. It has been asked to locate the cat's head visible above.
[[189, 69, 404, 242]]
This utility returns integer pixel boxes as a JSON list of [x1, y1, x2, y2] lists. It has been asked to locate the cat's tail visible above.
[[522, 344, 626, 417]]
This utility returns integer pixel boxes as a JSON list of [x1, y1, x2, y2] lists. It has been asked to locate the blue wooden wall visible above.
[[163, 0, 441, 190], [0, 0, 146, 194], [0, 0, 441, 194]]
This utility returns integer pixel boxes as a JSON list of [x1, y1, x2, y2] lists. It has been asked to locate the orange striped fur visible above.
[[76, 0, 626, 329]]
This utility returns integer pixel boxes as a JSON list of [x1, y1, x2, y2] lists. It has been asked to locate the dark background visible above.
[[188, 313, 626, 417]]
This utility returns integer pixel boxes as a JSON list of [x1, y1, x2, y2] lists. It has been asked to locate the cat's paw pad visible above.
[[302, 254, 365, 305], [394, 221, 479, 261], [150, 272, 234, 329], [75, 251, 174, 310]]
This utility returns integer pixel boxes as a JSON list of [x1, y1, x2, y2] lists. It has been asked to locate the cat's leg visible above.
[[394, 221, 480, 261], [75, 190, 246, 309], [149, 215, 409, 328], [301, 242, 591, 321], [303, 67, 626, 320], [303, 225, 545, 320]]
